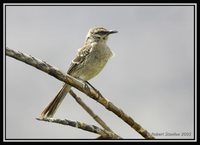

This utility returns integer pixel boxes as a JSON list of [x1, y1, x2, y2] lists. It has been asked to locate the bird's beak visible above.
[[108, 30, 118, 34]]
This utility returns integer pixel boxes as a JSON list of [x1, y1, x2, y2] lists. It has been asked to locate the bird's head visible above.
[[85, 27, 118, 44]]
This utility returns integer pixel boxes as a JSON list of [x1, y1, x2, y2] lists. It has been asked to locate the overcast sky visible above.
[[5, 4, 195, 140]]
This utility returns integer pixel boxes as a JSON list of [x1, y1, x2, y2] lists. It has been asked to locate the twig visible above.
[[69, 90, 112, 132], [36, 118, 121, 139], [6, 47, 155, 139], [69, 90, 120, 139]]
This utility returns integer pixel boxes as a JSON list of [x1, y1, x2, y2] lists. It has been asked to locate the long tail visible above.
[[40, 84, 71, 118]]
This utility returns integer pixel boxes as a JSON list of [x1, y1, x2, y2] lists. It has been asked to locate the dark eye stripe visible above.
[[95, 31, 108, 35]]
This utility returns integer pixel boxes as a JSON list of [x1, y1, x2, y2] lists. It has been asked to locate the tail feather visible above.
[[40, 84, 71, 118]]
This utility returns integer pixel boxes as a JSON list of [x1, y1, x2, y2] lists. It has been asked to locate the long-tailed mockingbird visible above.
[[40, 27, 117, 118]]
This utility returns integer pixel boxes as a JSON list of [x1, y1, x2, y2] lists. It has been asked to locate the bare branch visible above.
[[70, 90, 123, 139], [6, 47, 155, 139], [69, 90, 120, 140], [36, 118, 121, 139]]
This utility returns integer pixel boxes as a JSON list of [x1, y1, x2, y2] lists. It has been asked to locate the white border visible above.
[[3, 3, 197, 6]]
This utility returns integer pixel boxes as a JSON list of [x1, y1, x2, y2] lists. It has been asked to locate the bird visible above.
[[40, 27, 118, 118]]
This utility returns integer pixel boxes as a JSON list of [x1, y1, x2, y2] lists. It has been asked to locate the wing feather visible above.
[[67, 44, 93, 74]]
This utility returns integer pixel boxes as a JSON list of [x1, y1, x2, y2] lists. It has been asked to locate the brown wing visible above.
[[67, 44, 93, 75]]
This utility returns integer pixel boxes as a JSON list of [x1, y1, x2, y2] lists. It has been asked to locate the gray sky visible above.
[[5, 4, 194, 140]]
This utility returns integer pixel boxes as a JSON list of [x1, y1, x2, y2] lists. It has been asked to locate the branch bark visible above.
[[69, 90, 113, 132], [6, 47, 155, 139], [69, 90, 119, 139], [36, 118, 121, 139]]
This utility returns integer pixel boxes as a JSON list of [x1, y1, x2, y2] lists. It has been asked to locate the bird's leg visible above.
[[85, 81, 97, 91], [77, 78, 99, 93], [84, 81, 103, 99]]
